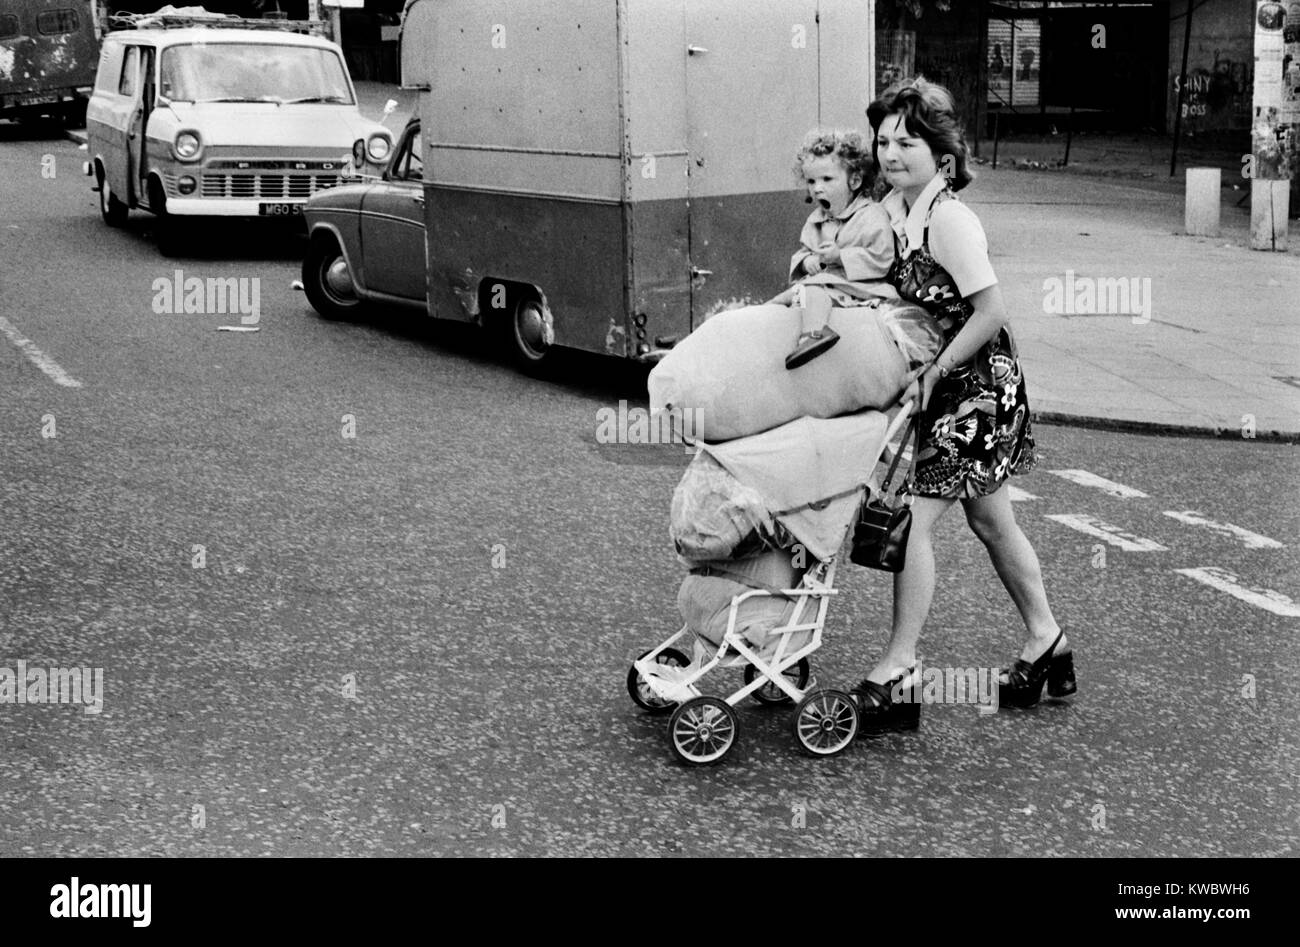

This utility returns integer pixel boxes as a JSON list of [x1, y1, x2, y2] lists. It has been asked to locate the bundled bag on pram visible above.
[[670, 412, 892, 563], [648, 299, 935, 441], [672, 413, 893, 660], [677, 549, 811, 661]]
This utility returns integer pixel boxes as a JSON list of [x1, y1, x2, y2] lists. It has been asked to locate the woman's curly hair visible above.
[[793, 128, 876, 195]]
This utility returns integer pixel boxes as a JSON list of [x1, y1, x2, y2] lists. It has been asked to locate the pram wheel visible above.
[[669, 697, 739, 765], [744, 658, 811, 705], [627, 647, 691, 714], [793, 689, 859, 758]]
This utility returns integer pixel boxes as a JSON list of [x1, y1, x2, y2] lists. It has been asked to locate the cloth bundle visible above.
[[676, 549, 812, 662], [670, 413, 893, 660], [648, 300, 930, 442]]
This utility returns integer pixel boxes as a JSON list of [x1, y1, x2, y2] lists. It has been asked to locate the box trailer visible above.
[[400, 0, 874, 368]]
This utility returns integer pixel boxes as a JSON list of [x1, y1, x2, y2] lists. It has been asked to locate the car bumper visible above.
[[163, 199, 308, 217]]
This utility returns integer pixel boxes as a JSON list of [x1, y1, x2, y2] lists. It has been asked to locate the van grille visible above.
[[200, 173, 341, 199]]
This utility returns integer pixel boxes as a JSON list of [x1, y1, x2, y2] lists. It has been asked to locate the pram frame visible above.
[[632, 402, 918, 762], [634, 556, 840, 709]]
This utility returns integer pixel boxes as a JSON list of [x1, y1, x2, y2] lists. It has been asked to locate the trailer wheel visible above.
[[508, 297, 554, 372], [96, 165, 128, 228], [302, 235, 362, 321]]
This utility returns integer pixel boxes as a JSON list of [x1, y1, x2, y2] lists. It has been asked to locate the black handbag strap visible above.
[[879, 412, 921, 497]]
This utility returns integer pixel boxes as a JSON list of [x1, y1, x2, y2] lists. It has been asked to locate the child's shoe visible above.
[[785, 327, 840, 369]]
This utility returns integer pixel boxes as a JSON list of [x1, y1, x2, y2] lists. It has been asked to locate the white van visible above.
[[85, 13, 392, 254]]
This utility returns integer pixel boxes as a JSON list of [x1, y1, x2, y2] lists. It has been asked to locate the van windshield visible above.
[[159, 44, 353, 104]]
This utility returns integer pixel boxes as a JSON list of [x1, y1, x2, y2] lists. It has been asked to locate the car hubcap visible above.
[[324, 257, 356, 301]]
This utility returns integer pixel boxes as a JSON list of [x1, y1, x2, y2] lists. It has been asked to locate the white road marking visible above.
[[0, 315, 83, 388], [1174, 567, 1300, 617], [1048, 469, 1148, 498], [1162, 511, 1285, 549], [1005, 485, 1039, 502], [1043, 513, 1168, 551]]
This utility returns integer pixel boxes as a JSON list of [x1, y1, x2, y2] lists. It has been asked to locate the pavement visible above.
[[65, 81, 1300, 440]]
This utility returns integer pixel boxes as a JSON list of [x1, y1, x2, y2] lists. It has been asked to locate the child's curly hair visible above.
[[793, 128, 876, 195]]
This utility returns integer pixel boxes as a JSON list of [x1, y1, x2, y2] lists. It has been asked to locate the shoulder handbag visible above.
[[850, 411, 921, 572]]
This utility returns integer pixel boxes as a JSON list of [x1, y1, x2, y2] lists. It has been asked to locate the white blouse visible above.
[[882, 173, 998, 298]]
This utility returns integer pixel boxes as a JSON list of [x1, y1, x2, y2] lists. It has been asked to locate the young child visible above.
[[774, 129, 898, 370]]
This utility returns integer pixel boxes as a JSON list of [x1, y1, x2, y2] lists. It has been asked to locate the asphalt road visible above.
[[2, 129, 1297, 857]]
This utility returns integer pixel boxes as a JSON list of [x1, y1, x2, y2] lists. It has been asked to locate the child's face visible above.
[[802, 155, 861, 216]]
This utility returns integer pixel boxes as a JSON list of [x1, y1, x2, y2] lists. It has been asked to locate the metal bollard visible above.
[[1184, 167, 1221, 237]]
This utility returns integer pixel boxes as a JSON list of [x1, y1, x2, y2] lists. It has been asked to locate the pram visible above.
[[627, 402, 916, 765]]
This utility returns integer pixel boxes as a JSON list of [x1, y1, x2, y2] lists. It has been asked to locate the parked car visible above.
[[84, 12, 393, 255], [301, 117, 426, 318], [0, 0, 99, 125]]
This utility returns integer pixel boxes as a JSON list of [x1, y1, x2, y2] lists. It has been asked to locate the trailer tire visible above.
[[96, 164, 128, 228], [507, 296, 554, 374], [303, 235, 363, 321]]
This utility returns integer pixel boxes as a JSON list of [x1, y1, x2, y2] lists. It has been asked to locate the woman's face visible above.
[[801, 155, 861, 216], [876, 113, 939, 193]]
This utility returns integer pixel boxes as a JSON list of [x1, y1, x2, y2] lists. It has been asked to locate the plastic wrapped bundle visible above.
[[677, 549, 813, 661], [670, 412, 892, 565], [670, 452, 789, 562], [648, 299, 934, 441]]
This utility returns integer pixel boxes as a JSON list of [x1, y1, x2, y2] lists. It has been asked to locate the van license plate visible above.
[[259, 203, 303, 216], [18, 92, 59, 106]]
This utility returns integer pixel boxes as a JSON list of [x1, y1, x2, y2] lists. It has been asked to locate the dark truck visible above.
[[0, 0, 99, 124]]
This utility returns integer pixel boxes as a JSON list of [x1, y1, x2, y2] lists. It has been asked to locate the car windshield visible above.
[[159, 43, 353, 104]]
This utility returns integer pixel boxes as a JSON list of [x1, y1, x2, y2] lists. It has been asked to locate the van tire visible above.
[[96, 166, 128, 227], [148, 181, 188, 258], [303, 235, 362, 321]]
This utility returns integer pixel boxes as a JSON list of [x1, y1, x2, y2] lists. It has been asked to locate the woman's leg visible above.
[[864, 495, 955, 683], [961, 486, 1066, 659]]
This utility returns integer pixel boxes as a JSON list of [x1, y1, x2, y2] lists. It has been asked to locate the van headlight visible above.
[[174, 131, 201, 161], [365, 134, 391, 163]]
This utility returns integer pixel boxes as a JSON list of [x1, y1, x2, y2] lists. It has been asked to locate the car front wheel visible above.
[[303, 236, 363, 321]]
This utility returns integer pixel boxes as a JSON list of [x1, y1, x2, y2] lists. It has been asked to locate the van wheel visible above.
[[147, 181, 187, 258], [96, 167, 128, 227], [508, 297, 554, 373], [303, 236, 362, 321]]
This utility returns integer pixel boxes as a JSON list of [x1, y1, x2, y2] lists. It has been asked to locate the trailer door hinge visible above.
[[687, 45, 709, 55]]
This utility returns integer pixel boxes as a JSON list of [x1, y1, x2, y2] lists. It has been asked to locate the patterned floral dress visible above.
[[889, 192, 1038, 499]]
